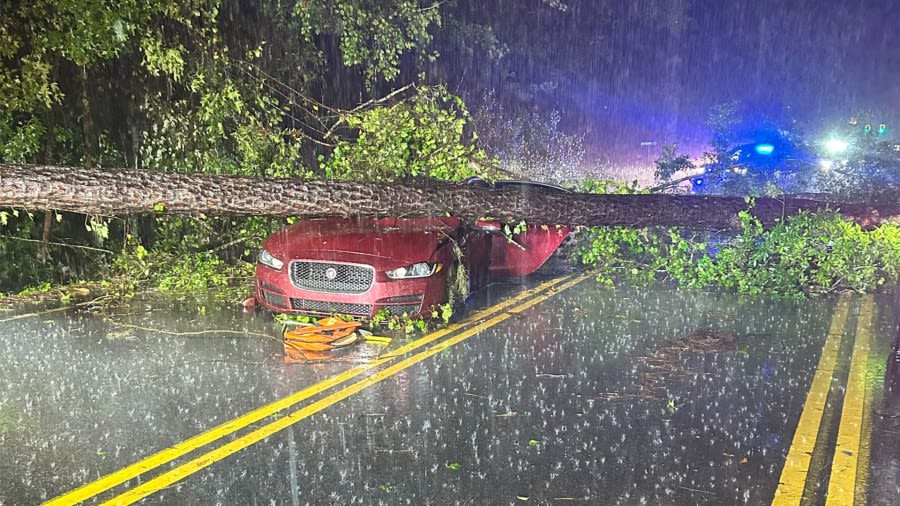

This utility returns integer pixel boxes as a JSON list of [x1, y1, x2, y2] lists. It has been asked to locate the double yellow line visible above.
[[772, 293, 876, 505], [45, 272, 591, 505]]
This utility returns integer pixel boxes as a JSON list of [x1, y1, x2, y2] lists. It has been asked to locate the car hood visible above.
[[263, 216, 460, 265]]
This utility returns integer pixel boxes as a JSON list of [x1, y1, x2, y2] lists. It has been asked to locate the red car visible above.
[[255, 181, 570, 318]]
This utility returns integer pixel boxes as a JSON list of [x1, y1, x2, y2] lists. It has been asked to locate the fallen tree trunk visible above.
[[2, 164, 898, 228]]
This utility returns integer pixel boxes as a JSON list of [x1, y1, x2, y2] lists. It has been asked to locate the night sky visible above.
[[444, 0, 900, 161]]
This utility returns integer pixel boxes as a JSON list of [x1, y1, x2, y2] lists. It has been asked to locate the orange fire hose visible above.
[[283, 318, 362, 351]]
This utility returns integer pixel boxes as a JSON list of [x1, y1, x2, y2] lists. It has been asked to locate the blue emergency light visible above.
[[754, 143, 775, 156]]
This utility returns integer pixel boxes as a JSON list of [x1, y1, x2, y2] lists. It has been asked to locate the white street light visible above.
[[824, 138, 848, 155]]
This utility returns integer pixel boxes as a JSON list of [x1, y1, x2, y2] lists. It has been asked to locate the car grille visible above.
[[290, 298, 373, 317], [383, 304, 422, 317], [290, 261, 374, 293]]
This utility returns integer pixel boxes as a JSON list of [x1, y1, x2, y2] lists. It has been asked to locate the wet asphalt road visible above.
[[0, 273, 896, 505]]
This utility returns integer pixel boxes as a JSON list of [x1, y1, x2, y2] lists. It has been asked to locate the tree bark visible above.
[[1, 163, 898, 229]]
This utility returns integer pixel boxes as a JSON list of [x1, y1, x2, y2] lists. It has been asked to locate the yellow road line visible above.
[[854, 311, 877, 506], [825, 295, 874, 505], [101, 274, 590, 505], [43, 273, 584, 506], [772, 293, 852, 506]]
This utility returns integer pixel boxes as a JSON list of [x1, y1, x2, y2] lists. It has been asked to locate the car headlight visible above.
[[386, 262, 439, 279], [258, 249, 284, 270]]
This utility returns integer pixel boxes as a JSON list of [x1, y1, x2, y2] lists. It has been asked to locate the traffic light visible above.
[[879, 123, 888, 136], [864, 124, 872, 135]]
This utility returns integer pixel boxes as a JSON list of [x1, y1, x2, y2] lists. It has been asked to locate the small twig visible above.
[[104, 319, 275, 341], [646, 173, 699, 193], [0, 235, 113, 254], [587, 393, 646, 401], [347, 83, 415, 114], [285, 128, 337, 148], [325, 84, 416, 140], [0, 295, 112, 324], [676, 485, 716, 496], [467, 156, 518, 178], [418, 1, 446, 14], [504, 236, 527, 251], [207, 235, 257, 253], [234, 58, 340, 115]]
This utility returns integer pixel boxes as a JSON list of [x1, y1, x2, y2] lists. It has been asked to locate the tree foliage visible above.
[[653, 144, 695, 185], [321, 85, 488, 182], [576, 207, 900, 299], [296, 0, 440, 86], [0, 0, 452, 293], [0, 0, 445, 171]]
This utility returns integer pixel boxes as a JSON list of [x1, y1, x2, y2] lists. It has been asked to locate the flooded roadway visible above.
[[0, 273, 896, 505]]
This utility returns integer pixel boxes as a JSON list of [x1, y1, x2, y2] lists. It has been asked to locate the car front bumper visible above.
[[255, 264, 447, 318]]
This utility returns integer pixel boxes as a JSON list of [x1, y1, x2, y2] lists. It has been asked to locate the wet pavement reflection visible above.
[[0, 281, 895, 505]]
